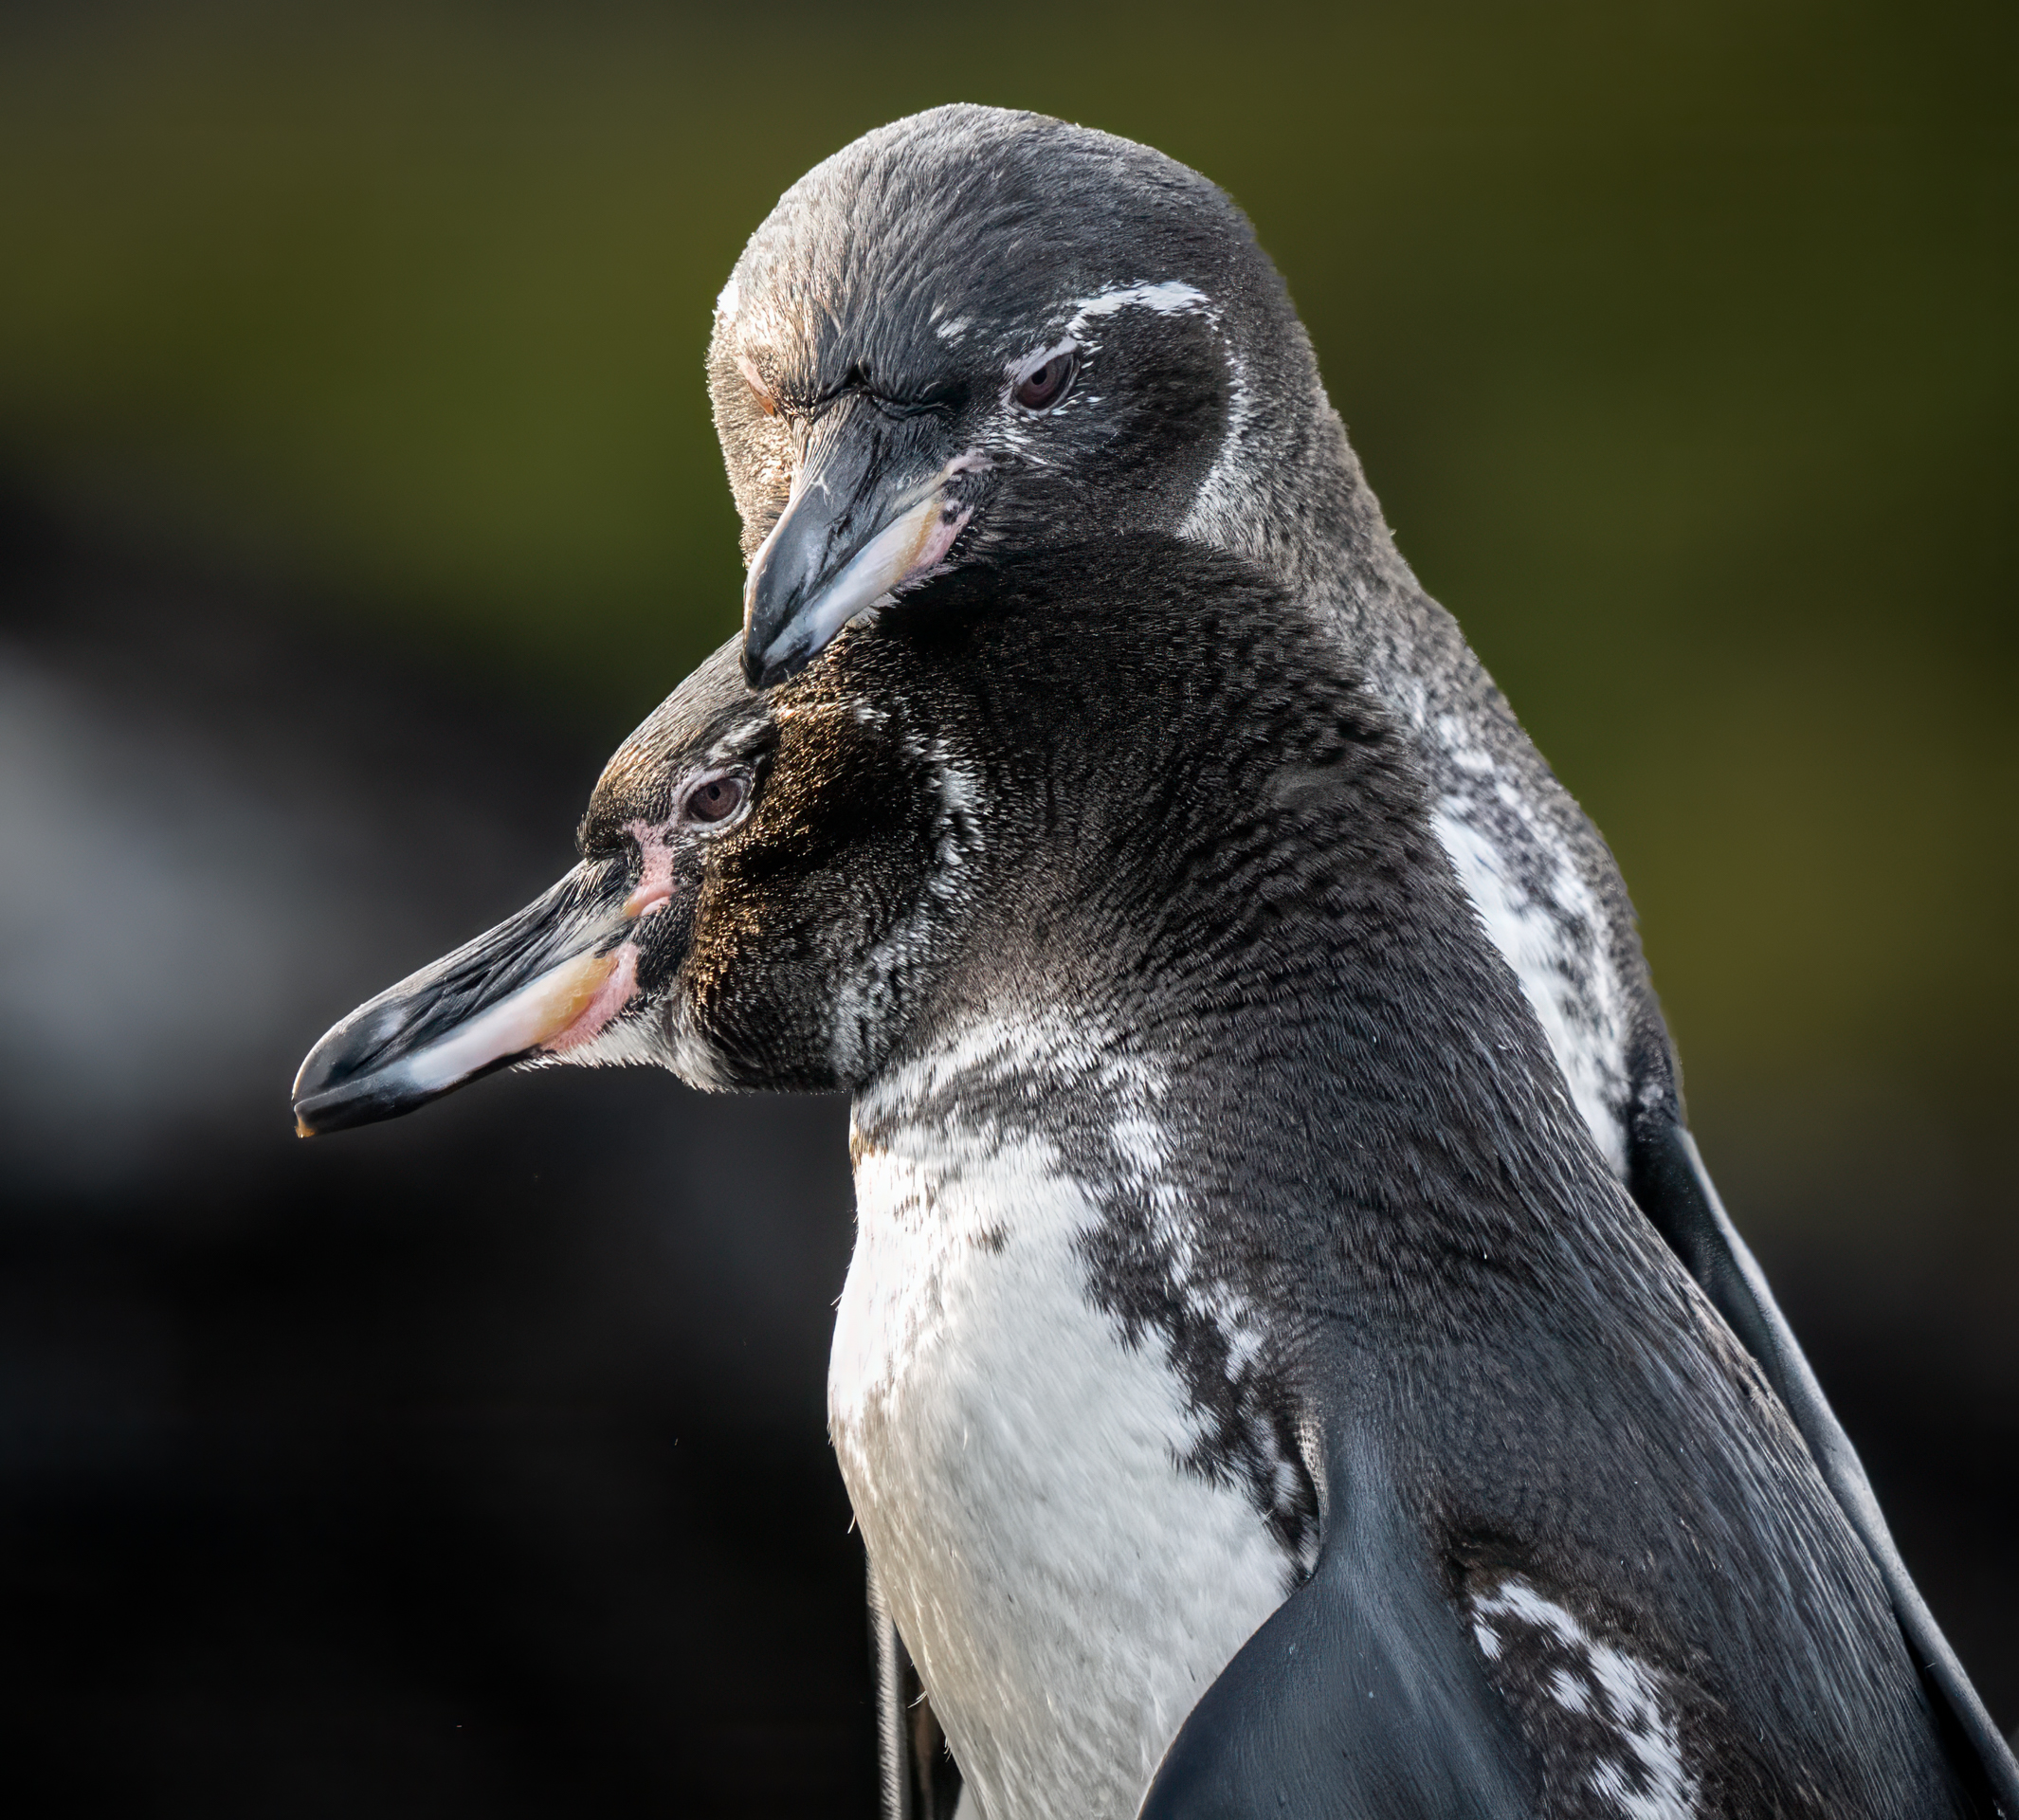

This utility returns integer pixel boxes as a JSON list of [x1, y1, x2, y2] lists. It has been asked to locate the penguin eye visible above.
[[681, 771, 751, 828], [1012, 349, 1078, 412]]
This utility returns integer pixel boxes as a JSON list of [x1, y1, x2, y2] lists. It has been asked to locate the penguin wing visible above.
[[1632, 1119, 2019, 1815], [1137, 1444, 1535, 1820]]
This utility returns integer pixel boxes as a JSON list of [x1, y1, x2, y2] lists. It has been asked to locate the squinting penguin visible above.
[[704, 106, 2008, 1798], [294, 539, 2017, 1819]]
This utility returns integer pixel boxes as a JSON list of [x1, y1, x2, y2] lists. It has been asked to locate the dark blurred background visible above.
[[0, 2, 2011, 1813]]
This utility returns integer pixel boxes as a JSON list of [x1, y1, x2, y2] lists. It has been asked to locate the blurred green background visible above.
[[0, 2, 2013, 1803]]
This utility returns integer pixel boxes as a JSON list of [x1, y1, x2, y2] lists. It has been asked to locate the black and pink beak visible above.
[[742, 394, 984, 688], [291, 861, 662, 1137]]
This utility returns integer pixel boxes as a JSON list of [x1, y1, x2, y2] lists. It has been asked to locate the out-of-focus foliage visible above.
[[1, 0, 2012, 1240]]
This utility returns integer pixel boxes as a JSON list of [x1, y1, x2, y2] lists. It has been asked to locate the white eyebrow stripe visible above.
[[1067, 280, 1214, 326]]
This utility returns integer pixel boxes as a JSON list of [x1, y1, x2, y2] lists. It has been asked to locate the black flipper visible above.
[[1631, 1119, 2019, 1815], [869, 1563, 964, 1820], [1138, 1438, 1535, 1820]]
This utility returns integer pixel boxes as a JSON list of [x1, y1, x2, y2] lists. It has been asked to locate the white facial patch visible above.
[[821, 733, 984, 1083], [1066, 280, 1214, 328], [1045, 282, 1257, 559]]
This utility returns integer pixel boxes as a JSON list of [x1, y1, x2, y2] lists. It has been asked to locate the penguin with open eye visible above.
[[294, 537, 2017, 1820], [706, 105, 2009, 1801]]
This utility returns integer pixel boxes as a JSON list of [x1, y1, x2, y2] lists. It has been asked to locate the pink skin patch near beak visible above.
[[547, 819, 682, 1051], [892, 450, 989, 591], [622, 818, 679, 919], [543, 945, 639, 1054], [907, 501, 973, 585], [744, 453, 988, 664]]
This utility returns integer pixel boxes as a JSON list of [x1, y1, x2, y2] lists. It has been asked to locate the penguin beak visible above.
[[291, 865, 646, 1137], [742, 400, 978, 688]]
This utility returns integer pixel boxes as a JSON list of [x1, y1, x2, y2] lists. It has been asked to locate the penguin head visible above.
[[715, 104, 1328, 688], [291, 538, 1411, 1137], [292, 627, 965, 1131]]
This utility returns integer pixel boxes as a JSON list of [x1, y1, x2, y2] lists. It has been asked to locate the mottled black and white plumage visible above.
[[293, 540, 2010, 1818], [711, 104, 1660, 1173], [705, 106, 2014, 1810]]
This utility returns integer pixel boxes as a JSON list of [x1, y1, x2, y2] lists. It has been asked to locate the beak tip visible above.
[[294, 1112, 317, 1138]]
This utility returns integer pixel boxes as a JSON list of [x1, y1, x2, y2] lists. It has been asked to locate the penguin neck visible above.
[[1184, 343, 1448, 667], [842, 552, 1602, 1279], [854, 816, 1587, 1271]]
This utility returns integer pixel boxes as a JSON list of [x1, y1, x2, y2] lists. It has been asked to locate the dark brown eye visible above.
[[682, 773, 749, 826], [1013, 349, 1077, 411]]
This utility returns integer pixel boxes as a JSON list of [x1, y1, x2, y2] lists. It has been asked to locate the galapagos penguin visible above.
[[293, 540, 2016, 1818], [703, 105, 2010, 1805]]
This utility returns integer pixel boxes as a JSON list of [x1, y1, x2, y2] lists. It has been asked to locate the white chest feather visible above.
[[830, 1078, 1288, 1820]]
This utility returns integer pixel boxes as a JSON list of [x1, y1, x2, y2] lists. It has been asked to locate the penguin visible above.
[[293, 538, 2017, 1819], [703, 105, 2009, 1801]]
